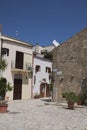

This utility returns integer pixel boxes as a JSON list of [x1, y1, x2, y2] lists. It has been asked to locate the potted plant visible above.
[[0, 58, 12, 113], [34, 92, 40, 99], [76, 94, 82, 105], [62, 92, 68, 98], [65, 92, 76, 110], [0, 77, 12, 113], [84, 93, 87, 106]]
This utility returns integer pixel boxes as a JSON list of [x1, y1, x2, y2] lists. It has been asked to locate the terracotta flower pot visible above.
[[77, 101, 82, 105], [68, 102, 74, 110], [0, 104, 8, 113], [85, 100, 87, 106]]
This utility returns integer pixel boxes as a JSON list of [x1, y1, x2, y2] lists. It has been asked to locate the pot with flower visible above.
[[0, 77, 12, 113], [34, 92, 40, 99], [0, 58, 12, 113], [65, 92, 76, 110], [84, 93, 87, 106], [76, 94, 83, 105], [66, 92, 76, 109]]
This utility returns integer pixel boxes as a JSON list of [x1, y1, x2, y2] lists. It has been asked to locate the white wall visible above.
[[2, 39, 33, 100], [43, 45, 55, 52], [33, 57, 52, 95]]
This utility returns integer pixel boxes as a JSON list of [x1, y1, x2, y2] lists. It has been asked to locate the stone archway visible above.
[[40, 83, 49, 98]]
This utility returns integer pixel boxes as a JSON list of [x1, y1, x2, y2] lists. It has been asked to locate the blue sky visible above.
[[0, 0, 87, 46]]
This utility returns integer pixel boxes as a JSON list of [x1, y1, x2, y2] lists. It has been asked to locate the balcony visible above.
[[11, 61, 33, 74]]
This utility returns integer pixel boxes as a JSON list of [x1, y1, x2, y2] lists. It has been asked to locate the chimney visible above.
[[35, 43, 39, 53]]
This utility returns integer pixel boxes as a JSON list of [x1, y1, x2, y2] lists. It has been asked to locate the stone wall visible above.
[[53, 28, 87, 102]]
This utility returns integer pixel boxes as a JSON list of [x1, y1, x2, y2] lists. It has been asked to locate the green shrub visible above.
[[65, 92, 76, 103]]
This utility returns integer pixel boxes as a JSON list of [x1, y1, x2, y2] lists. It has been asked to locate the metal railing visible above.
[[11, 60, 32, 71]]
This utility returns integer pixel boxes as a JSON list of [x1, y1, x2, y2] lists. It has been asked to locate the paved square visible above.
[[0, 99, 87, 130]]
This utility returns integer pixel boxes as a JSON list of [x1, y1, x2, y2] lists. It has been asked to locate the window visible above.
[[16, 51, 23, 69], [7, 49, 9, 56], [35, 65, 40, 73], [1, 48, 9, 56], [46, 67, 51, 73]]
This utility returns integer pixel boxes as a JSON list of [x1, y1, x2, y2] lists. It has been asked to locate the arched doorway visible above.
[[40, 83, 49, 98]]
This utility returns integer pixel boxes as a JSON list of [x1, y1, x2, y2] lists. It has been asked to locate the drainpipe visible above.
[[35, 43, 39, 53], [0, 25, 2, 77], [0, 33, 1, 58], [31, 49, 34, 98], [0, 25, 2, 58]]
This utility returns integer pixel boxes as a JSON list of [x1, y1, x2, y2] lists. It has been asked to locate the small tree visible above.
[[0, 78, 12, 100], [44, 52, 53, 61], [0, 58, 12, 103], [0, 58, 7, 71]]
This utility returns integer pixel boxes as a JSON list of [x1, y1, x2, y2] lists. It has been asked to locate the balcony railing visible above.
[[11, 61, 33, 71]]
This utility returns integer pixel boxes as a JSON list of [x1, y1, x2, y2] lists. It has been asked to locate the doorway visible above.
[[13, 79, 22, 100], [40, 83, 49, 97]]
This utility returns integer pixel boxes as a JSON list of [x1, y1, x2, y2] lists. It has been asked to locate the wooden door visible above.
[[46, 84, 50, 97], [40, 83, 45, 97], [15, 51, 23, 69], [13, 79, 22, 100]]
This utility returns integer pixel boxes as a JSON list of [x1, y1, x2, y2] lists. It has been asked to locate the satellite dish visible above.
[[52, 40, 59, 47]]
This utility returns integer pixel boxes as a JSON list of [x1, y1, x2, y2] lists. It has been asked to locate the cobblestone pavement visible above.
[[0, 99, 87, 130]]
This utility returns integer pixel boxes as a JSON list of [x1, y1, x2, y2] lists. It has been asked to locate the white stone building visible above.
[[33, 44, 54, 98], [0, 34, 33, 100]]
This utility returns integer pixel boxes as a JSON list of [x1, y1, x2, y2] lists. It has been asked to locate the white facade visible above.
[[33, 56, 52, 97], [0, 35, 33, 100], [43, 45, 55, 52], [33, 44, 55, 54], [33, 44, 53, 97]]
